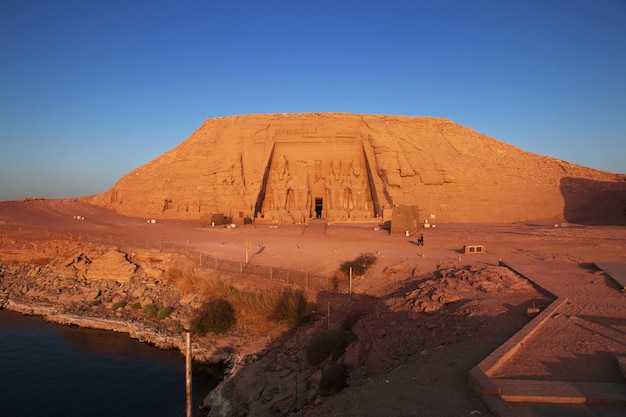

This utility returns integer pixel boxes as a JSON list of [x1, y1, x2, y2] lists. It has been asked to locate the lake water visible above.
[[0, 309, 222, 417]]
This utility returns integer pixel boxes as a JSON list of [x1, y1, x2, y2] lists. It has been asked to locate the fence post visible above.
[[349, 267, 352, 295], [185, 332, 192, 417], [327, 302, 331, 330]]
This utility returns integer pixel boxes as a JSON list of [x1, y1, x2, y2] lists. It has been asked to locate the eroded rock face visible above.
[[85, 113, 626, 225], [85, 249, 136, 283], [385, 263, 534, 315]]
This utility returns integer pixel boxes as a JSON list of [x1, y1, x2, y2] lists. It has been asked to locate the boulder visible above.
[[85, 250, 136, 283]]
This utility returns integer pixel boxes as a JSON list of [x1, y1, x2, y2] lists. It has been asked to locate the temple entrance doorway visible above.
[[315, 197, 323, 218]]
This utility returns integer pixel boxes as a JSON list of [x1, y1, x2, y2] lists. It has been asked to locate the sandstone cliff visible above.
[[85, 113, 626, 225]]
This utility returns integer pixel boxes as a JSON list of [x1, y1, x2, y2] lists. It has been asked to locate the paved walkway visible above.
[[470, 261, 626, 417]]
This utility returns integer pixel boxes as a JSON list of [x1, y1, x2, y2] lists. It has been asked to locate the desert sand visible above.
[[1, 198, 624, 416]]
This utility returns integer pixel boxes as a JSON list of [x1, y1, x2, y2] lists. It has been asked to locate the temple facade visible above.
[[257, 141, 380, 223]]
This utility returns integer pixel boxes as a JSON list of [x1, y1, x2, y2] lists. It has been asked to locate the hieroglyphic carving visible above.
[[274, 128, 318, 136]]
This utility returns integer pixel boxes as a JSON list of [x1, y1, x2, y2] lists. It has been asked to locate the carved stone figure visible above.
[[269, 155, 290, 210], [289, 160, 310, 211], [326, 160, 345, 210], [348, 160, 367, 211]]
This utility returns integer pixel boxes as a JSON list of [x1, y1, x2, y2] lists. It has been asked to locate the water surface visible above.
[[0, 310, 221, 417]]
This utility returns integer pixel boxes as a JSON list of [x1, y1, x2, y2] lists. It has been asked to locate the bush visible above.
[[111, 302, 126, 311], [270, 289, 315, 328], [157, 306, 173, 320], [319, 363, 349, 395], [191, 298, 236, 336], [306, 329, 357, 366], [131, 302, 142, 309], [340, 312, 362, 331], [143, 304, 158, 316], [339, 252, 377, 276]]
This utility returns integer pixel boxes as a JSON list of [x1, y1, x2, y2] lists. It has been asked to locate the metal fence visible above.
[[0, 226, 346, 292]]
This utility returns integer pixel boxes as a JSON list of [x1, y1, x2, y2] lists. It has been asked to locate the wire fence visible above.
[[0, 225, 346, 292]]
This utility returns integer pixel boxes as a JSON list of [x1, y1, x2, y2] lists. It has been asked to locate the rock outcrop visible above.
[[84, 249, 136, 282], [0, 240, 257, 363], [85, 113, 626, 225]]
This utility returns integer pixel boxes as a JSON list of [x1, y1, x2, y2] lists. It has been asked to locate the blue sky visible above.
[[1, 0, 625, 201]]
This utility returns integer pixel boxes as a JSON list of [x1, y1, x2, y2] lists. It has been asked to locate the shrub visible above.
[[157, 306, 173, 320], [191, 298, 236, 336], [339, 252, 377, 276], [340, 312, 362, 331], [111, 302, 126, 311], [131, 302, 142, 309], [270, 289, 315, 328], [306, 329, 356, 366], [319, 363, 349, 395], [143, 304, 158, 316]]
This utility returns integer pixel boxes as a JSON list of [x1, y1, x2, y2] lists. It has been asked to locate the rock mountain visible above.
[[85, 113, 626, 225]]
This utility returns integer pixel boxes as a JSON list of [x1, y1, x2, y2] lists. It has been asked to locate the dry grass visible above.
[[165, 266, 221, 294], [166, 267, 311, 334]]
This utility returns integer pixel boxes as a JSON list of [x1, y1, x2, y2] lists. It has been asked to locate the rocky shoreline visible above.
[[3, 298, 185, 352], [0, 241, 262, 363], [0, 239, 326, 416]]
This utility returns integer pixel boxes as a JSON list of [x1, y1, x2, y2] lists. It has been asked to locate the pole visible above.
[[245, 240, 251, 264], [349, 267, 352, 296], [327, 301, 330, 330], [186, 332, 192, 417]]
